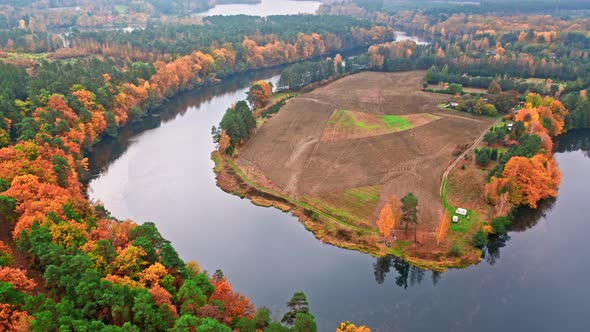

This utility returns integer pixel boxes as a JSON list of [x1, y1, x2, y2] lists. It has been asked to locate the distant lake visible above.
[[198, 0, 321, 16], [396, 31, 430, 45]]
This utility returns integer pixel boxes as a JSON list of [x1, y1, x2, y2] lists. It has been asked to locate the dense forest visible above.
[[0, 8, 389, 332]]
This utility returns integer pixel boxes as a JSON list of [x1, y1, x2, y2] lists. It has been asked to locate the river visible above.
[[86, 16, 588, 331], [88, 65, 590, 330], [197, 0, 322, 16]]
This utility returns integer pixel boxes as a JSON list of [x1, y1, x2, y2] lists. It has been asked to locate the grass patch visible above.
[[344, 186, 380, 203], [441, 177, 476, 233], [272, 92, 298, 101], [383, 115, 412, 130], [328, 110, 415, 132], [301, 185, 381, 229], [329, 109, 379, 129]]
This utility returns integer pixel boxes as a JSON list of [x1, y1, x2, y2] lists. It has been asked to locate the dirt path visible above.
[[296, 97, 334, 106], [439, 118, 501, 197]]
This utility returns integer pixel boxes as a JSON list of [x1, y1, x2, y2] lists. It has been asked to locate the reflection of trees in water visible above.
[[373, 256, 432, 288], [482, 194, 555, 265], [372, 131, 590, 277], [88, 67, 282, 176], [374, 195, 555, 275], [510, 198, 555, 232], [556, 129, 590, 154], [483, 233, 510, 265]]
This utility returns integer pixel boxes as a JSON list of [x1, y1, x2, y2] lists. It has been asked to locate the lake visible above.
[[198, 0, 322, 16], [88, 62, 590, 330]]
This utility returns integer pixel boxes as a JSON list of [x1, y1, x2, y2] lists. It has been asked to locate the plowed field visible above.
[[237, 71, 496, 234]]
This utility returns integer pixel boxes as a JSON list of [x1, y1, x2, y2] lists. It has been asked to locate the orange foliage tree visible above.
[[247, 81, 273, 109], [376, 203, 395, 238], [435, 210, 450, 246], [0, 304, 31, 332], [0, 267, 37, 292], [337, 321, 372, 332], [209, 277, 255, 325], [493, 155, 561, 208]]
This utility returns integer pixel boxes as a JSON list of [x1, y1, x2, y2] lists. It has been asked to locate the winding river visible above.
[[87, 7, 589, 330], [88, 67, 590, 331]]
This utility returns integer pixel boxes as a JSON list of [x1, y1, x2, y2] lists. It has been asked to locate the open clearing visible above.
[[237, 71, 496, 237]]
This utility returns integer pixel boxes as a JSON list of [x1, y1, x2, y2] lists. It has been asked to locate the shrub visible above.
[[311, 212, 319, 222], [476, 147, 492, 166], [490, 149, 498, 160], [472, 230, 489, 248], [447, 83, 463, 95], [450, 244, 462, 257], [491, 216, 511, 234]]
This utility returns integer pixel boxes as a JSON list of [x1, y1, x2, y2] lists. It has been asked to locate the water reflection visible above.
[[88, 75, 590, 330], [556, 128, 590, 153], [88, 67, 283, 176], [373, 256, 433, 288], [374, 184, 561, 286]]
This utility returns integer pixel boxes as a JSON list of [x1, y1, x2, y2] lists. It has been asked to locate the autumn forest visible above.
[[1, 0, 590, 331]]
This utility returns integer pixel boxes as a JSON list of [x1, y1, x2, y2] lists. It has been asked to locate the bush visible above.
[[490, 149, 498, 160], [447, 83, 463, 95], [472, 230, 489, 248], [491, 216, 511, 234], [476, 147, 492, 166], [461, 164, 466, 170], [0, 251, 14, 266], [311, 212, 319, 222], [450, 244, 462, 257]]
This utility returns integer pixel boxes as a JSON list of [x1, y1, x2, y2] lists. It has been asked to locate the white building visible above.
[[455, 208, 468, 216]]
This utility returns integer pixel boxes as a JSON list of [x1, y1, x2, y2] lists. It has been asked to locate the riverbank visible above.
[[212, 149, 482, 270], [211, 71, 498, 270], [88, 67, 590, 330]]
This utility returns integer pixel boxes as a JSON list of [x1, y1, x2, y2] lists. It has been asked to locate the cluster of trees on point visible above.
[[215, 101, 256, 154], [214, 80, 276, 154], [277, 55, 343, 91]]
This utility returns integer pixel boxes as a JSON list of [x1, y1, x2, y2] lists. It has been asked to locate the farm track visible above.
[[440, 118, 501, 197]]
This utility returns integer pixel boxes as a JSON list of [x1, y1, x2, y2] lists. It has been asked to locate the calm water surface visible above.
[[88, 64, 590, 330], [198, 0, 321, 16]]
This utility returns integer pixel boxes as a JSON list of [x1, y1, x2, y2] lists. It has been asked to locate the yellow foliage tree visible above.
[[139, 262, 168, 287], [377, 203, 394, 238], [435, 210, 450, 246]]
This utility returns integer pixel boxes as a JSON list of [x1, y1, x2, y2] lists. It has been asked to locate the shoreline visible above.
[[210, 71, 565, 271], [212, 150, 482, 271]]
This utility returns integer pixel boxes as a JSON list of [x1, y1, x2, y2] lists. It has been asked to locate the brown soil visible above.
[[237, 71, 496, 235]]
